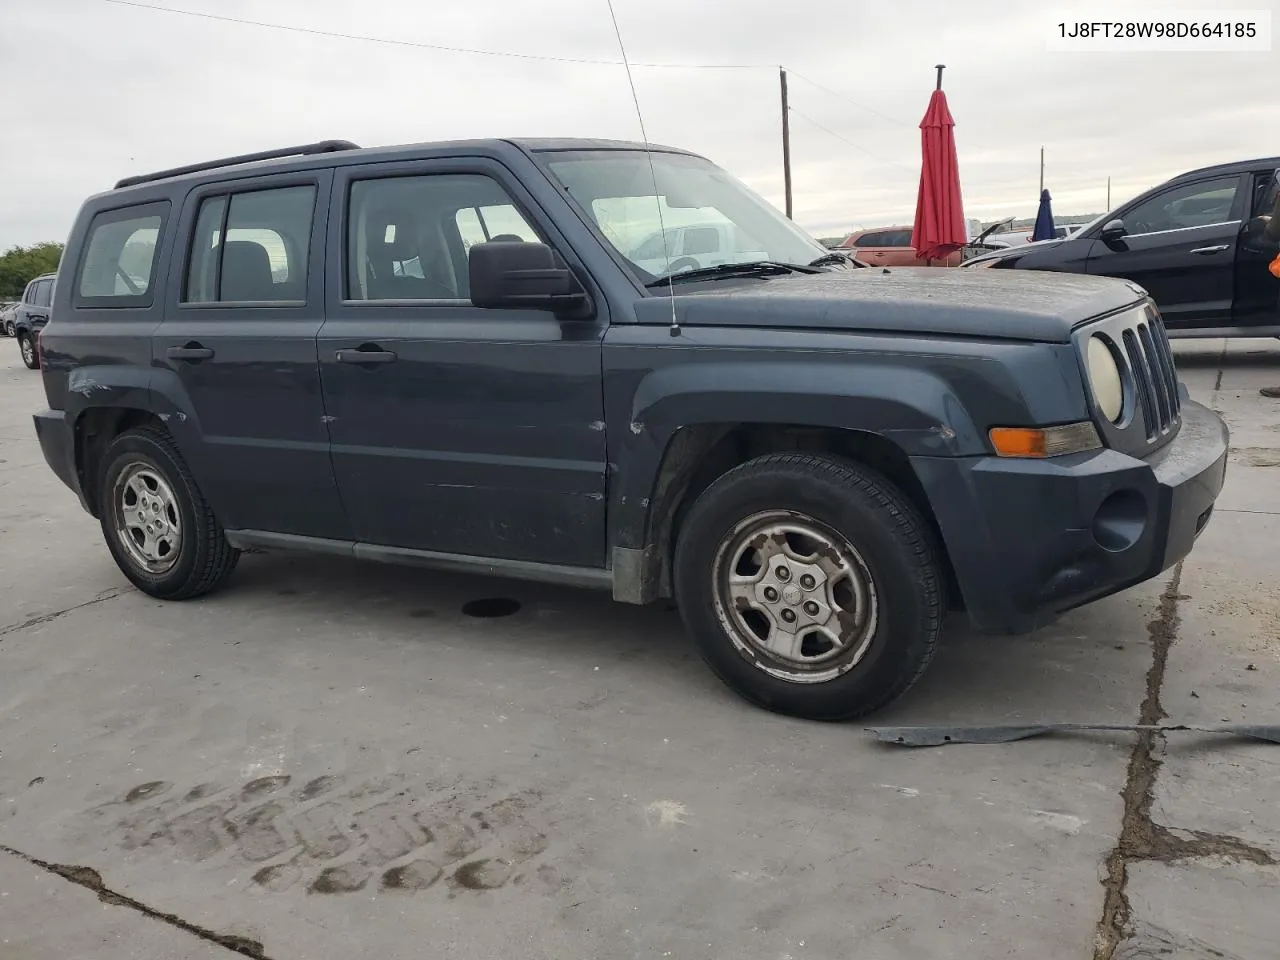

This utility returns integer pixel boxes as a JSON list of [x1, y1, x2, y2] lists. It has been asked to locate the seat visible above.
[[221, 241, 276, 301]]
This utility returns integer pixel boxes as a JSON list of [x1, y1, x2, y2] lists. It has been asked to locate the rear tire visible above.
[[673, 453, 945, 721], [18, 333, 38, 369], [97, 426, 240, 599]]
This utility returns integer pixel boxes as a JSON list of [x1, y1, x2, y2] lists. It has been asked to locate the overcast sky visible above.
[[2, 0, 1276, 248]]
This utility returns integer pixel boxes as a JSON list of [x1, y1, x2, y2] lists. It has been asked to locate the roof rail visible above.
[[113, 140, 361, 190]]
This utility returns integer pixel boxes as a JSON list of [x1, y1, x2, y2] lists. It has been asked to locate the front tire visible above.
[[18, 333, 38, 369], [98, 426, 240, 599], [673, 453, 945, 721]]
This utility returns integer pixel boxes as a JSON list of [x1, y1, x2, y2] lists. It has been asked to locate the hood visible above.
[[634, 267, 1145, 344]]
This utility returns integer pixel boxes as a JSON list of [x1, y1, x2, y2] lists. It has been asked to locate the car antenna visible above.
[[604, 0, 680, 337]]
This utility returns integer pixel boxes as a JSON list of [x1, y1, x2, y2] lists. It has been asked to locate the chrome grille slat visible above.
[[1154, 322, 1181, 415], [1122, 328, 1160, 440], [1137, 323, 1172, 429]]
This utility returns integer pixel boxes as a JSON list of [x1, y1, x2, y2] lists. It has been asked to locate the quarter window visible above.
[[184, 185, 316, 303], [1124, 177, 1239, 235], [76, 206, 165, 301], [347, 174, 541, 301]]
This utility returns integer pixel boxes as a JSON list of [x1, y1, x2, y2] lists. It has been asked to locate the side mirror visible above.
[[1100, 219, 1127, 242], [468, 241, 589, 315]]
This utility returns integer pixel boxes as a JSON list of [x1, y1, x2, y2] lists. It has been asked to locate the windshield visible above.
[[541, 150, 828, 283]]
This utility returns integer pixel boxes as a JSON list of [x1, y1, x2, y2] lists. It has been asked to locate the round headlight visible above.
[[1087, 335, 1124, 423]]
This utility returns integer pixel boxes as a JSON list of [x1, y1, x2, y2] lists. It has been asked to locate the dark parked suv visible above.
[[963, 157, 1280, 338], [34, 138, 1229, 719], [13, 273, 56, 368]]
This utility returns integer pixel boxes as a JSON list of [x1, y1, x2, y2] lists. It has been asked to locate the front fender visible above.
[[610, 358, 986, 554]]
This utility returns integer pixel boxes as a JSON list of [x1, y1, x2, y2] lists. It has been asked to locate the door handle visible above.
[[1189, 244, 1230, 255], [166, 345, 215, 361], [336, 348, 397, 364]]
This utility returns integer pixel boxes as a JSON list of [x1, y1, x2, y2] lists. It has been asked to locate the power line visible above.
[[787, 107, 916, 174], [103, 0, 769, 68], [785, 69, 914, 129]]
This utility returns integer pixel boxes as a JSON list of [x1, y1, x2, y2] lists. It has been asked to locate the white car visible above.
[[628, 223, 770, 277]]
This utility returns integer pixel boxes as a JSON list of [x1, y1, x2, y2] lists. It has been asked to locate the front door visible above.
[[154, 172, 349, 540], [1085, 174, 1246, 331], [1233, 168, 1280, 328], [317, 158, 608, 568]]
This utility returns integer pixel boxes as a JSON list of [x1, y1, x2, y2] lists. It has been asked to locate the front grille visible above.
[[1119, 313, 1180, 440]]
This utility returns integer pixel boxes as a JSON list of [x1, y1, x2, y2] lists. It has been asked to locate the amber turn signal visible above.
[[989, 422, 1102, 458]]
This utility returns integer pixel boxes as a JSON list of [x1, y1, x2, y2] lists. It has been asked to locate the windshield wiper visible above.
[[808, 251, 852, 267], [645, 260, 818, 288]]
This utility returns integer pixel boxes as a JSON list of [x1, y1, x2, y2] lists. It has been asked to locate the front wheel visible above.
[[18, 333, 38, 369], [673, 453, 945, 721], [98, 426, 240, 599]]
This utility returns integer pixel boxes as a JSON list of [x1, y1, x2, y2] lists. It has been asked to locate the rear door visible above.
[[153, 171, 350, 540], [1232, 168, 1280, 328], [850, 231, 889, 265], [317, 157, 609, 568], [1085, 174, 1246, 330]]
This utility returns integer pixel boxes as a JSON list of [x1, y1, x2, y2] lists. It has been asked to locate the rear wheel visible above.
[[18, 333, 38, 369], [98, 426, 239, 599], [4, 320, 14, 337], [673, 453, 945, 721]]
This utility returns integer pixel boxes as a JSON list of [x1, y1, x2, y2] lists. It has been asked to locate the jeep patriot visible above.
[[33, 138, 1230, 720]]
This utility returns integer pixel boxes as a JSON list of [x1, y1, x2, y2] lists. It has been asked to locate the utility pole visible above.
[[1106, 176, 1111, 210], [780, 67, 793, 219], [1039, 146, 1044, 195]]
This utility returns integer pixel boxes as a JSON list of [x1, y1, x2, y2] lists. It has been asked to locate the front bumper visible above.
[[34, 409, 91, 513], [913, 399, 1229, 635]]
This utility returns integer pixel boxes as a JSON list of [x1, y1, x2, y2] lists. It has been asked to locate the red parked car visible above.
[[839, 225, 961, 267]]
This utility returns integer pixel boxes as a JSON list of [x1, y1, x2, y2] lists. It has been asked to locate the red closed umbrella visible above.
[[911, 65, 966, 265]]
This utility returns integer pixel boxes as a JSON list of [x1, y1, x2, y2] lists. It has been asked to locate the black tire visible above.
[[97, 426, 240, 599], [673, 453, 945, 721], [18, 333, 39, 369]]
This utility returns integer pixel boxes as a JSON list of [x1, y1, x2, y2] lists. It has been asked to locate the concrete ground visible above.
[[0, 336, 1276, 960]]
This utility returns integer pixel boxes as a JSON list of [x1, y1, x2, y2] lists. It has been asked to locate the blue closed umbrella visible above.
[[1031, 189, 1055, 242]]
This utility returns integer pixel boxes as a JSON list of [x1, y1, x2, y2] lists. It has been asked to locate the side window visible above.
[[183, 185, 316, 304], [630, 232, 668, 261], [76, 205, 166, 303], [37, 280, 55, 307], [1252, 170, 1279, 217], [347, 174, 541, 302], [1125, 177, 1239, 235], [682, 226, 719, 256], [856, 232, 884, 247], [887, 230, 913, 247]]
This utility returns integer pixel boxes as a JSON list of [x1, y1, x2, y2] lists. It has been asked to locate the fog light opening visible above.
[[1092, 489, 1147, 553]]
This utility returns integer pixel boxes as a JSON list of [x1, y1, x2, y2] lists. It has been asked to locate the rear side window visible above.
[[855, 232, 884, 247], [27, 279, 53, 307], [682, 226, 719, 256], [75, 202, 168, 306], [184, 185, 316, 304]]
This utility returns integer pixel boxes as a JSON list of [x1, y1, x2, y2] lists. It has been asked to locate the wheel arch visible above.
[[612, 421, 961, 610]]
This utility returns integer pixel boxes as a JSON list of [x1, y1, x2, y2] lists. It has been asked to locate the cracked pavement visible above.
[[0, 339, 1277, 959]]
